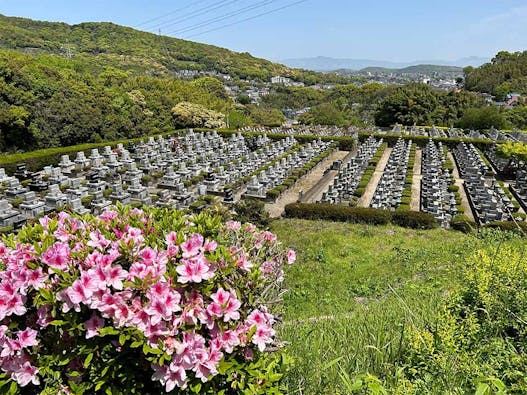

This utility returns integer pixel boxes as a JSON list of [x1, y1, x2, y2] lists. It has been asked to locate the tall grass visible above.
[[271, 219, 478, 394]]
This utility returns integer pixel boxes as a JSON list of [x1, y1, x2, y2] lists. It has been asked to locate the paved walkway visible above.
[[410, 149, 422, 211], [357, 147, 392, 208], [265, 150, 350, 218], [448, 152, 475, 222], [301, 151, 354, 203]]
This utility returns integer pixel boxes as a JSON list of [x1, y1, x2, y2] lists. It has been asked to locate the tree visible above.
[[299, 103, 346, 126], [248, 106, 285, 127], [171, 101, 226, 129], [456, 106, 507, 130]]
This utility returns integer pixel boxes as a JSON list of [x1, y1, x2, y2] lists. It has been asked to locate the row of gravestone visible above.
[[370, 138, 413, 210], [420, 140, 457, 228], [245, 139, 334, 199], [453, 142, 518, 225], [319, 136, 383, 204]]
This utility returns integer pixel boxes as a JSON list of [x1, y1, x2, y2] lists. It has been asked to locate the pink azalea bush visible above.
[[0, 205, 295, 394]]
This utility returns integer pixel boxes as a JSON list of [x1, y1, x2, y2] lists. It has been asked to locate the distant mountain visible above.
[[280, 56, 489, 72], [336, 64, 464, 75]]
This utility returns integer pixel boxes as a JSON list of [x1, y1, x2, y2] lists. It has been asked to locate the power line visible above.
[[183, 0, 309, 39], [166, 0, 276, 36], [147, 0, 241, 32], [135, 0, 211, 28]]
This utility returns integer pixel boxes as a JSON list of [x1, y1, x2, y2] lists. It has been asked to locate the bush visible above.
[[391, 210, 438, 230], [234, 198, 271, 228], [0, 205, 293, 393], [448, 185, 460, 193], [451, 214, 477, 234], [483, 221, 527, 235], [353, 188, 365, 198], [284, 203, 392, 225]]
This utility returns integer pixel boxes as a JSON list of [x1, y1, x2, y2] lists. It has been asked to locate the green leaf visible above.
[[83, 353, 94, 368], [475, 383, 491, 395]]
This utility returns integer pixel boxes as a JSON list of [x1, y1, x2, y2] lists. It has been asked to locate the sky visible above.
[[1, 0, 526, 62]]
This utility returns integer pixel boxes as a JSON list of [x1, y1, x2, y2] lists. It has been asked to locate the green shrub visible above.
[[353, 188, 365, 197], [451, 214, 477, 234], [284, 203, 392, 225], [234, 198, 271, 227], [400, 197, 412, 205], [483, 221, 527, 235], [448, 185, 460, 193], [391, 210, 438, 229]]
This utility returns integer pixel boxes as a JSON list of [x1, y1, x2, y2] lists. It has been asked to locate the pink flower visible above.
[[286, 250, 296, 265], [180, 234, 204, 258], [41, 242, 70, 270], [207, 288, 241, 322], [260, 231, 277, 243], [203, 240, 217, 252], [226, 221, 241, 231], [13, 361, 39, 387], [37, 306, 51, 328], [176, 256, 214, 284], [84, 314, 105, 339], [165, 231, 178, 246], [99, 210, 118, 223], [17, 328, 38, 348]]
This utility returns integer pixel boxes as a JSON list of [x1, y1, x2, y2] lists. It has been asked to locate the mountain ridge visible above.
[[280, 56, 489, 71]]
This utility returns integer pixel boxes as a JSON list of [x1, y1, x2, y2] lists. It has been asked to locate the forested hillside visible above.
[[464, 51, 527, 99], [0, 14, 351, 152], [0, 14, 343, 84]]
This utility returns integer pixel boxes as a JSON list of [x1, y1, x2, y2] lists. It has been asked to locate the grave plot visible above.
[[510, 169, 527, 213], [369, 138, 413, 210], [484, 145, 514, 176], [245, 139, 335, 200], [420, 140, 457, 227], [319, 136, 383, 204], [0, 131, 304, 228], [453, 142, 518, 225]]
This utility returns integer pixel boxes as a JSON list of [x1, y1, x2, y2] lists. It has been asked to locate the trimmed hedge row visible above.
[[398, 144, 416, 210], [451, 214, 477, 234], [284, 203, 439, 229], [483, 221, 527, 235]]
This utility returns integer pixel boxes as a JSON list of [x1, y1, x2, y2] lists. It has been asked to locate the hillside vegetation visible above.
[[464, 51, 527, 98], [0, 14, 343, 84], [273, 219, 527, 394]]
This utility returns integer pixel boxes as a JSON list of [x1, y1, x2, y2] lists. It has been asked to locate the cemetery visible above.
[[0, 127, 525, 232]]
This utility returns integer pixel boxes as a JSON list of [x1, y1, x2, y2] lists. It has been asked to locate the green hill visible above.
[[0, 14, 350, 152], [464, 51, 527, 98], [343, 64, 463, 75], [0, 14, 342, 84]]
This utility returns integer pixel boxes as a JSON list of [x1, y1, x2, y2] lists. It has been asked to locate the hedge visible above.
[[284, 203, 438, 229], [391, 210, 439, 229], [483, 221, 527, 235]]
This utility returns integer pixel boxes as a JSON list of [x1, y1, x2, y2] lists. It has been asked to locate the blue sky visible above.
[[1, 0, 526, 62]]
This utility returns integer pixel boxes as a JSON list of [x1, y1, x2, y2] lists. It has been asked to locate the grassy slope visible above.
[[272, 219, 478, 394]]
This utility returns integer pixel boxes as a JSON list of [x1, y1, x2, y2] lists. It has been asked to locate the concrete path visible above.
[[264, 150, 350, 218], [410, 149, 422, 211], [448, 152, 475, 222], [301, 151, 354, 203], [357, 147, 392, 208]]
